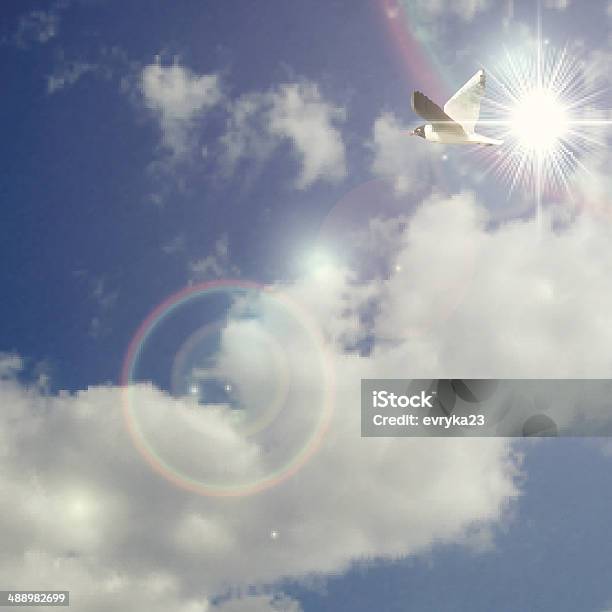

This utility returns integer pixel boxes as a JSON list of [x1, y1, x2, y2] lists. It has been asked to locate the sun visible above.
[[510, 87, 569, 154], [476, 40, 608, 201]]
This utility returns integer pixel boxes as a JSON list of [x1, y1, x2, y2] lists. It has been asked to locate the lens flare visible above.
[[121, 280, 335, 497], [510, 87, 569, 154], [476, 41, 610, 202]]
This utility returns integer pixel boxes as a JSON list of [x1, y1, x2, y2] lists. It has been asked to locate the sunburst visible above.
[[473, 31, 611, 223]]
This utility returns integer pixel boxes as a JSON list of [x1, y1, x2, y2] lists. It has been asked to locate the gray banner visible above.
[[361, 379, 612, 437], [0, 592, 69, 607]]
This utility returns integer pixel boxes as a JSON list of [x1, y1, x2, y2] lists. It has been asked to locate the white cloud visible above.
[[369, 111, 436, 194], [45, 46, 135, 95], [162, 234, 186, 256], [220, 92, 275, 174], [271, 190, 612, 437], [189, 234, 239, 281], [73, 271, 119, 339], [326, 190, 612, 379], [220, 82, 347, 189], [141, 61, 222, 159], [90, 277, 119, 312], [0, 352, 23, 378], [268, 83, 347, 188], [10, 8, 61, 47], [47, 60, 96, 94], [6, 152, 612, 611], [0, 290, 519, 611], [16, 176, 612, 609], [136, 71, 345, 194], [2, 1, 72, 48]]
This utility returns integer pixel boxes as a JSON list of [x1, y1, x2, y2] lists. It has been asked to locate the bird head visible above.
[[411, 125, 426, 139]]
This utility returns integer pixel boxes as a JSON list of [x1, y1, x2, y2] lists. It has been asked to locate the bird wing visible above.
[[411, 91, 465, 135], [443, 69, 486, 134]]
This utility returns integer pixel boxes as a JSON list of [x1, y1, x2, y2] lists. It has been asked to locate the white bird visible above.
[[411, 69, 503, 146]]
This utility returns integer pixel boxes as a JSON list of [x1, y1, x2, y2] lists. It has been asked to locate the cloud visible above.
[[5, 150, 612, 612], [45, 46, 136, 95], [141, 60, 222, 160], [0, 271, 519, 611], [269, 189, 612, 435], [267, 83, 347, 188], [47, 60, 96, 94], [9, 5, 63, 48], [73, 272, 119, 339], [162, 234, 187, 256], [18, 172, 612, 609], [136, 71, 345, 195], [329, 190, 612, 379], [189, 234, 240, 281], [369, 112, 437, 194], [0, 352, 23, 378], [0, 380, 518, 607], [89, 278, 119, 339], [219, 92, 278, 179], [220, 81, 347, 189]]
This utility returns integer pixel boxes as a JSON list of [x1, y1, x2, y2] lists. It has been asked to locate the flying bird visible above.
[[411, 69, 503, 146]]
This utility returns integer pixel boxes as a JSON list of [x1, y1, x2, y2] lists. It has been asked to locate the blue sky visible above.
[[2, 1, 612, 611]]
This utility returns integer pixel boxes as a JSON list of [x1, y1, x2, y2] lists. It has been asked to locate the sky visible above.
[[2, 0, 612, 610]]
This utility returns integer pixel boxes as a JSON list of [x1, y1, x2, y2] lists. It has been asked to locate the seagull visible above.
[[411, 69, 503, 146]]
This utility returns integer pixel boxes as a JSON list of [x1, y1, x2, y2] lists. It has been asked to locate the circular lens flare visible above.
[[120, 280, 335, 497], [510, 87, 569, 153]]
